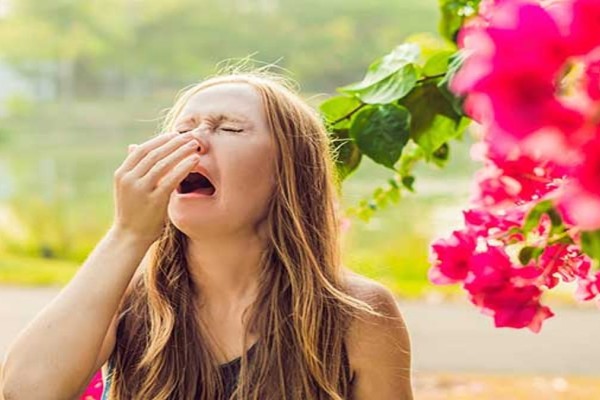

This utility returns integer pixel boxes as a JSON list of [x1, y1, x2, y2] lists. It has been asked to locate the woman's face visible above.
[[167, 82, 277, 236]]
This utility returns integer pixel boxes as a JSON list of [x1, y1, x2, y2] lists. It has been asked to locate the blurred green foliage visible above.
[[0, 0, 440, 97], [0, 94, 478, 292], [0, 0, 481, 295]]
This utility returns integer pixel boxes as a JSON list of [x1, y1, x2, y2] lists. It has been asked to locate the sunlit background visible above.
[[1, 1, 598, 399], [0, 0, 472, 292]]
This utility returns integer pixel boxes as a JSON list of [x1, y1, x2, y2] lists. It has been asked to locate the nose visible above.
[[188, 125, 210, 155]]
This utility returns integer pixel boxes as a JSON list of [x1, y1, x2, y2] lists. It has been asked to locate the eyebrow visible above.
[[176, 112, 251, 125]]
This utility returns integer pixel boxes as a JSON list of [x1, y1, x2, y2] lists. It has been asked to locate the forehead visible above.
[[177, 82, 264, 124]]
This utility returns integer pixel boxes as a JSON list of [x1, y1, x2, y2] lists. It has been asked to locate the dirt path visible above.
[[1, 285, 599, 375]]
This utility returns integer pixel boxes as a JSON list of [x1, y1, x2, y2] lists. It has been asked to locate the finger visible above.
[[118, 132, 179, 174], [129, 132, 198, 179], [140, 138, 200, 188], [128, 144, 137, 154], [155, 154, 201, 196]]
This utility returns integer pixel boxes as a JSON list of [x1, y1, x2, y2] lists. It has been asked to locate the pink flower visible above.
[[463, 207, 525, 238], [481, 285, 554, 333], [470, 163, 523, 206], [484, 72, 583, 138], [452, 0, 588, 142], [459, 2, 568, 80], [556, 180, 600, 230], [428, 231, 477, 284], [574, 134, 600, 195], [463, 246, 514, 294], [470, 146, 567, 206], [575, 271, 600, 301], [566, 0, 600, 56], [476, 0, 514, 22], [453, 1, 569, 89], [430, 0, 600, 332], [537, 243, 575, 289], [584, 54, 600, 100]]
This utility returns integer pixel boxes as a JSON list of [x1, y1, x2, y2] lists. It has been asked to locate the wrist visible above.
[[108, 224, 156, 250]]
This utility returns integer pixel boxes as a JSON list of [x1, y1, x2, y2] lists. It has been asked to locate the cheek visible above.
[[239, 159, 274, 194], [221, 142, 276, 198]]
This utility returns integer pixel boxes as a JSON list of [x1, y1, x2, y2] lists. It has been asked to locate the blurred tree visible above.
[[0, 0, 439, 99]]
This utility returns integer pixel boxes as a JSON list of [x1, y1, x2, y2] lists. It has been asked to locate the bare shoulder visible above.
[[344, 271, 400, 314], [342, 270, 407, 340], [343, 270, 414, 399]]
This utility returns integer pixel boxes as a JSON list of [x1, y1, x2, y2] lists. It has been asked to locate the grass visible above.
[[0, 250, 462, 300], [0, 253, 80, 286]]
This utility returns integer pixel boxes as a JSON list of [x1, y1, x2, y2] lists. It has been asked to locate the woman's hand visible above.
[[111, 131, 199, 244]]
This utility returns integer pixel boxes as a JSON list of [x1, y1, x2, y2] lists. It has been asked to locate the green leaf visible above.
[[423, 50, 455, 77], [518, 246, 545, 265], [329, 128, 363, 180], [374, 184, 402, 208], [350, 64, 418, 104], [438, 50, 468, 116], [581, 229, 600, 261], [388, 185, 401, 202], [522, 200, 571, 243], [340, 43, 420, 93], [320, 96, 362, 129], [518, 246, 536, 266], [522, 200, 554, 234], [401, 175, 415, 192], [373, 187, 388, 208], [546, 207, 563, 229], [404, 32, 457, 64], [398, 83, 466, 158], [431, 142, 450, 167], [350, 104, 411, 169]]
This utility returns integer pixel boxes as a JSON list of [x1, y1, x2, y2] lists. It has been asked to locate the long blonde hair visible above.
[[106, 69, 380, 399]]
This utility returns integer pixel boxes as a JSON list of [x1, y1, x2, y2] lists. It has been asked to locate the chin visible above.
[[167, 207, 219, 230]]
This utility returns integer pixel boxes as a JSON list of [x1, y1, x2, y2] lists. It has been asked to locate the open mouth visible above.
[[177, 172, 216, 196]]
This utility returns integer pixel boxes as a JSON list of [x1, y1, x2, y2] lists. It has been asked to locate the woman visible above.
[[1, 71, 413, 399]]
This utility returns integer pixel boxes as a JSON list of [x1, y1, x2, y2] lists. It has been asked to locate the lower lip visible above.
[[174, 190, 216, 199]]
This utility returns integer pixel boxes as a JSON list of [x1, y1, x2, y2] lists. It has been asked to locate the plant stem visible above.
[[331, 102, 367, 126], [416, 73, 446, 84]]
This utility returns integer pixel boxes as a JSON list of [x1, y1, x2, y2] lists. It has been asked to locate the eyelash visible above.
[[178, 127, 243, 134]]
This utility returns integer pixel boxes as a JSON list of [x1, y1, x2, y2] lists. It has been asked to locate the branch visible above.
[[330, 102, 367, 126]]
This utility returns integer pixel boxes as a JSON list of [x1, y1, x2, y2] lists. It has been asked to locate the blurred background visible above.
[[0, 0, 599, 399]]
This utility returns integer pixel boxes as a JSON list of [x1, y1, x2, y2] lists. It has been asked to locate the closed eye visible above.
[[221, 127, 243, 133], [176, 127, 243, 134]]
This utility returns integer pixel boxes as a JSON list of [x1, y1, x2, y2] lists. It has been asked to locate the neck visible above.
[[185, 228, 266, 312]]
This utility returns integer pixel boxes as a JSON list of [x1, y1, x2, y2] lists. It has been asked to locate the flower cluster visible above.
[[429, 205, 597, 332], [429, 0, 600, 332]]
